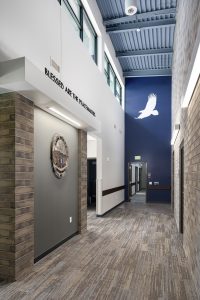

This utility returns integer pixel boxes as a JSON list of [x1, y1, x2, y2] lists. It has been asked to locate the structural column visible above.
[[0, 93, 34, 281], [78, 129, 87, 233]]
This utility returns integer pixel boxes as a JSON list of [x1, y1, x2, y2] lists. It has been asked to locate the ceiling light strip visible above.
[[49, 107, 81, 127]]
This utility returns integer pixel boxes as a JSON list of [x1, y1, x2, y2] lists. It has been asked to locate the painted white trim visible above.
[[182, 26, 200, 108], [96, 137, 103, 215], [171, 125, 180, 145]]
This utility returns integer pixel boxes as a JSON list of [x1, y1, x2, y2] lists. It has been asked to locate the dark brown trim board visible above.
[[102, 185, 125, 196], [147, 185, 171, 190], [34, 232, 78, 263]]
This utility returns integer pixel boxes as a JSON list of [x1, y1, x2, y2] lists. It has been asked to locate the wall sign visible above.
[[51, 134, 69, 179], [134, 155, 141, 161], [135, 93, 159, 119], [45, 68, 96, 117]]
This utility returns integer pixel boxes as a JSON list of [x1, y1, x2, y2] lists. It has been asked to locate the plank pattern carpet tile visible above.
[[0, 203, 199, 300]]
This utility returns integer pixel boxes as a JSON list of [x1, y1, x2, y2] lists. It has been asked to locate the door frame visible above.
[[171, 150, 175, 211], [179, 140, 184, 234], [128, 161, 148, 202], [87, 158, 97, 207]]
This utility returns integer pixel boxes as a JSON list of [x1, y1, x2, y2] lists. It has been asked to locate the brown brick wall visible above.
[[172, 0, 200, 128], [78, 130, 87, 233], [183, 79, 200, 293], [0, 93, 34, 281], [0, 93, 87, 281], [170, 0, 200, 292], [172, 0, 200, 217]]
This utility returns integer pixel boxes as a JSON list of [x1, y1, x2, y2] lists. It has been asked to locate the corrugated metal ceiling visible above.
[[96, 0, 177, 77], [97, 0, 176, 20]]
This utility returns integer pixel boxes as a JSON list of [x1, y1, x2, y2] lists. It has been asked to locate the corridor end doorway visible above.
[[87, 134, 97, 210], [87, 159, 96, 208], [128, 162, 147, 203]]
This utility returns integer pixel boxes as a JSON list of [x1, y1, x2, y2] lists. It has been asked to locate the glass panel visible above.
[[116, 79, 121, 95], [104, 55, 109, 73], [104, 60, 108, 73], [116, 91, 121, 103], [67, 0, 80, 20], [109, 67, 115, 94], [104, 55, 109, 83], [62, 0, 80, 35], [83, 12, 96, 62], [115, 78, 122, 103]]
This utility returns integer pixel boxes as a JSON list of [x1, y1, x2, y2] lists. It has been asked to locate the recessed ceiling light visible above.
[[136, 28, 141, 32], [48, 107, 81, 127], [125, 0, 137, 16]]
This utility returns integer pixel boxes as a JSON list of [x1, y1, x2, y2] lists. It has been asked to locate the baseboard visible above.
[[34, 231, 78, 263], [96, 200, 125, 217]]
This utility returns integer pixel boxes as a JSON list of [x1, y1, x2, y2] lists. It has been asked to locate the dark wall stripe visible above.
[[102, 185, 125, 196], [147, 185, 171, 190], [34, 232, 78, 263]]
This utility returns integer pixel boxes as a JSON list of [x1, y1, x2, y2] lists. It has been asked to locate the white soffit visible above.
[[0, 57, 101, 133]]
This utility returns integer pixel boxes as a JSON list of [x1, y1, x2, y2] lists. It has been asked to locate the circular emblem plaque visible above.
[[51, 134, 69, 179]]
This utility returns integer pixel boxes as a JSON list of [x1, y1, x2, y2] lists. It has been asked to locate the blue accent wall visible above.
[[125, 77, 171, 203]]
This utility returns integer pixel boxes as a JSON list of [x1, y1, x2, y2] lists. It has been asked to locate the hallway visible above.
[[131, 190, 146, 203], [0, 203, 198, 300]]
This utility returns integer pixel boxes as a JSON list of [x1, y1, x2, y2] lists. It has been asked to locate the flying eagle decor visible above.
[[135, 93, 159, 119]]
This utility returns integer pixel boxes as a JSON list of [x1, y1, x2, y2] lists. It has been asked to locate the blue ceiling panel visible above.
[[110, 25, 175, 52], [96, 0, 177, 76], [97, 0, 177, 20]]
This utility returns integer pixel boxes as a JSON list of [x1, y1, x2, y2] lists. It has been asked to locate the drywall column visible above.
[[78, 130, 87, 233], [0, 93, 34, 281]]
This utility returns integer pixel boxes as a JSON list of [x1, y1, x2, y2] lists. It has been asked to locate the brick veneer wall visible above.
[[172, 0, 200, 236], [0, 93, 34, 281], [172, 1, 200, 293], [183, 79, 200, 293], [78, 130, 87, 233], [0, 93, 87, 281], [172, 0, 200, 294], [172, 0, 200, 128]]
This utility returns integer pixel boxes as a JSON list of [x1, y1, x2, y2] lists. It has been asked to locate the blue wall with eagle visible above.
[[125, 76, 171, 203]]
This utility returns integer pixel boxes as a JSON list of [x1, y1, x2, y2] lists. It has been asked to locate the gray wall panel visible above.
[[34, 107, 78, 258]]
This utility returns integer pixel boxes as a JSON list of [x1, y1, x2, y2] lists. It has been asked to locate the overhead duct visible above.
[[125, 0, 137, 16]]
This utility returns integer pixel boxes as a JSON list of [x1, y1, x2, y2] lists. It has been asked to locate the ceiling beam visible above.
[[117, 48, 173, 58], [106, 19, 176, 34], [104, 8, 176, 26], [124, 69, 172, 77]]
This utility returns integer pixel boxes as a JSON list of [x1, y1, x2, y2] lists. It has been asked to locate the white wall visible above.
[[87, 140, 97, 158], [0, 0, 125, 215]]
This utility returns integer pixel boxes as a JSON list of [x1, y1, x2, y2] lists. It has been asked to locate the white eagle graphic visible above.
[[135, 93, 159, 119]]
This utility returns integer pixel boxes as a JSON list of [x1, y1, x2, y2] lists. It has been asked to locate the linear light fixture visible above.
[[182, 40, 200, 108], [171, 124, 180, 145], [49, 107, 81, 127]]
